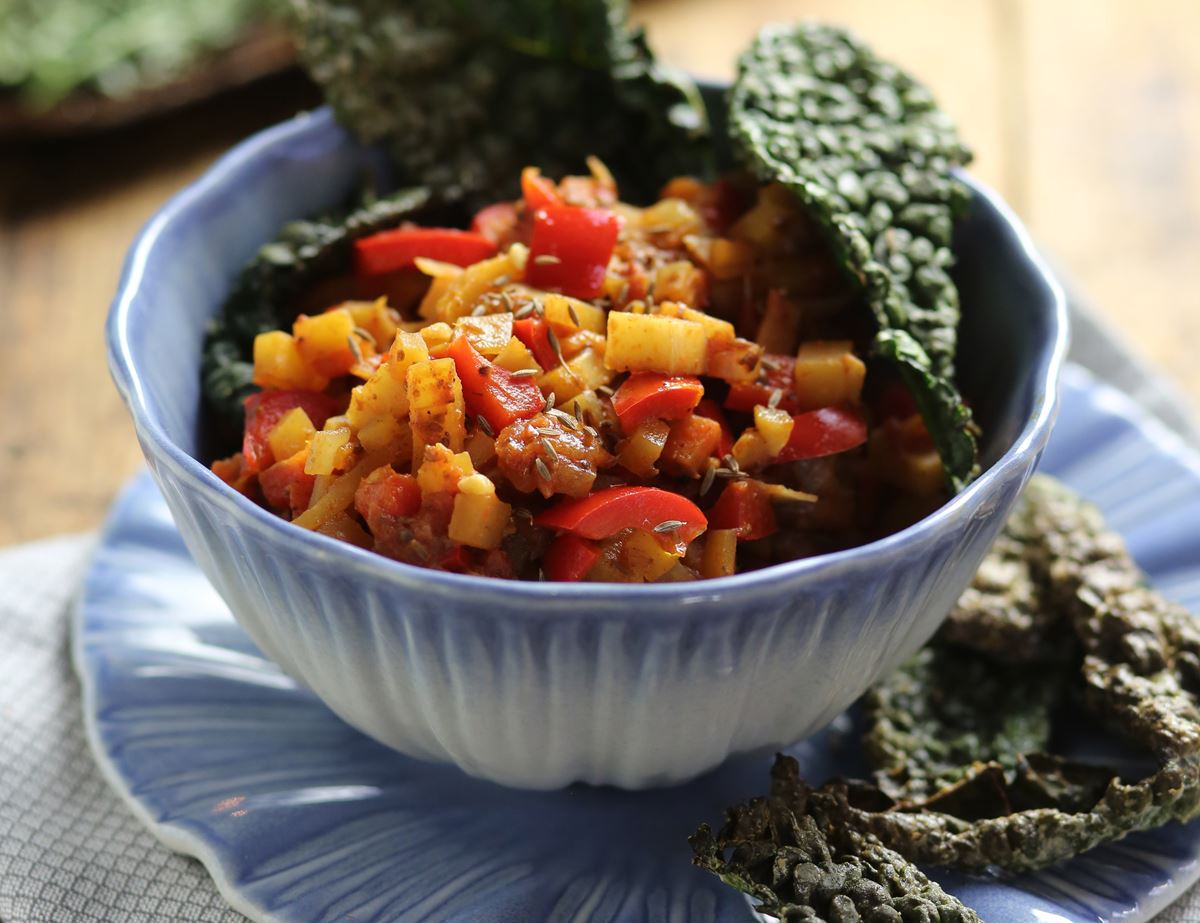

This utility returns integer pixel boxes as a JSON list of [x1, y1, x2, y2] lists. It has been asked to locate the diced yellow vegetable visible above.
[[449, 489, 512, 550], [457, 472, 493, 496], [605, 312, 707, 375], [344, 297, 400, 350], [542, 293, 607, 333], [419, 322, 454, 351], [345, 330, 428, 432], [701, 529, 738, 579], [304, 423, 356, 476], [267, 407, 316, 461], [539, 347, 611, 403], [432, 245, 527, 322], [706, 337, 764, 384], [466, 429, 497, 469], [316, 512, 373, 548], [416, 444, 467, 494], [895, 449, 946, 497], [560, 390, 605, 429], [793, 340, 866, 410], [731, 430, 772, 471], [418, 273, 457, 320], [754, 405, 795, 455], [357, 418, 412, 460], [617, 419, 670, 477], [293, 450, 389, 530], [414, 257, 464, 279], [407, 358, 466, 467], [654, 301, 735, 344], [654, 261, 707, 308], [756, 289, 801, 356], [589, 529, 680, 582], [453, 313, 513, 357], [294, 308, 363, 377], [309, 474, 333, 507], [252, 331, 329, 391], [683, 235, 758, 281], [729, 184, 801, 248], [639, 198, 703, 238], [493, 336, 541, 374]]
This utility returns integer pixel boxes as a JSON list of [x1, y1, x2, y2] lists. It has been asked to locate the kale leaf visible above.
[[289, 0, 708, 208], [201, 185, 435, 436], [728, 23, 978, 490]]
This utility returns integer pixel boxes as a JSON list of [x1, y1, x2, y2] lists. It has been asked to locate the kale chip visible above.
[[728, 23, 977, 490]]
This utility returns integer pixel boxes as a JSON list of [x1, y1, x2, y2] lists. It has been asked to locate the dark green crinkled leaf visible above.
[[201, 185, 435, 437], [728, 22, 977, 490], [289, 0, 708, 208]]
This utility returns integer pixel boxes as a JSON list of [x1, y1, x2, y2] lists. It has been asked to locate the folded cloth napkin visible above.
[[1, 300, 1199, 923]]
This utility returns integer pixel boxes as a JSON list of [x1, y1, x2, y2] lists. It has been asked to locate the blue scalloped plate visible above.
[[75, 364, 1200, 923]]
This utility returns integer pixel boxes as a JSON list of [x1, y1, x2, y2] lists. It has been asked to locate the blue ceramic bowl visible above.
[[106, 106, 1067, 789]]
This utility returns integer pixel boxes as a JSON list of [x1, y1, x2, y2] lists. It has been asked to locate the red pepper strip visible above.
[[242, 390, 342, 475], [353, 228, 498, 276], [521, 166, 562, 211], [526, 205, 620, 299], [354, 470, 421, 522], [537, 486, 707, 545], [693, 399, 735, 460], [448, 336, 546, 432], [775, 406, 869, 463], [724, 354, 805, 415], [470, 201, 520, 245], [543, 533, 602, 582], [611, 372, 704, 433], [708, 480, 778, 541], [259, 452, 315, 516], [511, 317, 559, 371]]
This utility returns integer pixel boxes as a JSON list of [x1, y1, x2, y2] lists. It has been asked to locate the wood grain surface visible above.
[[1, 1, 1197, 546]]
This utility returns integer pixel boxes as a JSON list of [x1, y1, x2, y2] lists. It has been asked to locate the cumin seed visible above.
[[540, 437, 559, 461], [700, 463, 717, 496], [653, 520, 685, 534], [514, 303, 535, 319], [471, 303, 488, 317], [346, 336, 364, 364], [511, 368, 538, 378], [477, 415, 494, 437], [535, 457, 552, 481], [534, 254, 562, 265], [768, 388, 783, 410], [567, 304, 581, 327]]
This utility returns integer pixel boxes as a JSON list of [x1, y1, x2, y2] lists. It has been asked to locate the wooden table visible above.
[[1, 0, 1197, 546]]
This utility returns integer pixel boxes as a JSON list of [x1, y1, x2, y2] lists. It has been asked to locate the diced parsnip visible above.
[[346, 330, 429, 431], [294, 308, 369, 378], [493, 336, 542, 374], [683, 235, 758, 281], [541, 292, 607, 333], [453, 312, 513, 357], [754, 405, 795, 455], [432, 245, 527, 323], [660, 414, 721, 478], [654, 261, 708, 308], [731, 430, 772, 471], [540, 347, 612, 403], [701, 529, 738, 578], [316, 512, 373, 548], [466, 429, 497, 469], [419, 322, 454, 352], [416, 444, 468, 495], [449, 486, 512, 550], [793, 340, 866, 410], [589, 529, 680, 582], [267, 407, 316, 461], [309, 474, 333, 506], [252, 331, 329, 391], [756, 289, 801, 356], [654, 301, 735, 344], [605, 312, 707, 375], [639, 198, 703, 238], [729, 184, 800, 248], [304, 422, 356, 476], [418, 273, 458, 320], [895, 449, 946, 497], [617, 419, 670, 477], [357, 418, 412, 460], [560, 390, 605, 428], [407, 358, 467, 468], [344, 297, 400, 350], [706, 337, 764, 384], [294, 450, 390, 530]]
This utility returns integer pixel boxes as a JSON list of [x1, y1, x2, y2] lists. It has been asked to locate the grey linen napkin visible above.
[[1, 301, 1199, 923]]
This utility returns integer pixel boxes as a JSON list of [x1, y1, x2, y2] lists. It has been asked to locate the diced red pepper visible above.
[[259, 451, 316, 517], [354, 469, 421, 522], [521, 166, 562, 211], [536, 486, 707, 545], [470, 201, 520, 245], [526, 205, 620, 299], [693, 399, 735, 459], [448, 336, 546, 432], [708, 480, 778, 541], [511, 317, 560, 371], [724, 355, 805, 415], [354, 228, 498, 276], [776, 406, 869, 463], [878, 381, 919, 421], [611, 373, 704, 433], [242, 390, 341, 475], [543, 533, 602, 582]]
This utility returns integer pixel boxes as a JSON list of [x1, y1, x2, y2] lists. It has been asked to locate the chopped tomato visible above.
[[526, 205, 620, 299], [776, 406, 869, 463], [512, 317, 560, 370], [543, 533, 602, 582], [470, 201, 520, 245], [521, 166, 561, 211], [354, 468, 421, 522], [536, 486, 707, 545], [354, 228, 497, 276], [660, 413, 723, 478], [448, 336, 545, 432], [693, 399, 735, 459], [242, 390, 341, 475], [611, 373, 704, 432], [259, 451, 315, 516], [708, 480, 778, 541], [725, 355, 805, 415]]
